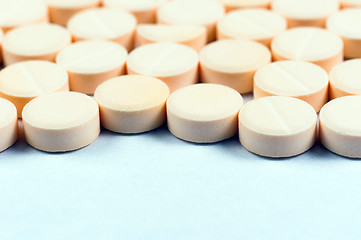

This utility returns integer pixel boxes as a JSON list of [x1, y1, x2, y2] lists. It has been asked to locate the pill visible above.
[[319, 96, 361, 158], [103, 0, 167, 24], [200, 39, 271, 94], [136, 24, 207, 52], [0, 0, 48, 32], [167, 83, 243, 143], [254, 61, 329, 112], [56, 40, 127, 95], [0, 98, 18, 152], [126, 42, 199, 92], [271, 27, 343, 73], [219, 0, 272, 12], [327, 9, 361, 59], [2, 23, 71, 66], [94, 75, 169, 133], [217, 9, 287, 48], [239, 96, 317, 158], [46, 0, 101, 26], [341, 0, 361, 8], [272, 0, 339, 28], [0, 60, 69, 118], [67, 8, 137, 51], [157, 0, 225, 42], [22, 91, 100, 152]]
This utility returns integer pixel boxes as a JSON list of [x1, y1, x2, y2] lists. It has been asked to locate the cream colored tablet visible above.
[[167, 83, 243, 143], [126, 42, 199, 92], [22, 91, 100, 152], [319, 96, 361, 158], [56, 40, 127, 95], [217, 9, 287, 48], [200, 39, 271, 94], [136, 24, 207, 52], [329, 59, 361, 99], [327, 9, 361, 59], [103, 0, 167, 24], [67, 8, 137, 51], [271, 27, 344, 73], [2, 23, 72, 66], [0, 0, 48, 32], [272, 0, 339, 28], [239, 96, 317, 158], [0, 61, 69, 117], [219, 0, 272, 11], [94, 75, 169, 133], [46, 0, 101, 26], [157, 0, 225, 42], [341, 0, 361, 8], [254, 61, 329, 112], [0, 98, 17, 152], [0, 27, 3, 63]]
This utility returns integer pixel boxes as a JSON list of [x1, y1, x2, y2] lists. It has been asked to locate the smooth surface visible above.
[[341, 0, 361, 8], [0, 97, 17, 152]]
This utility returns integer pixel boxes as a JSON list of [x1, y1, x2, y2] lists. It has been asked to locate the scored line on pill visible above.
[[89, 11, 116, 39], [271, 63, 311, 93], [143, 44, 180, 75], [263, 99, 292, 134], [234, 14, 275, 36], [293, 28, 316, 60], [18, 64, 45, 95]]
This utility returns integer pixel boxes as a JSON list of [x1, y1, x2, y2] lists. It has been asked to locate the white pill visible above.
[[219, 0, 272, 11], [0, 98, 17, 152]]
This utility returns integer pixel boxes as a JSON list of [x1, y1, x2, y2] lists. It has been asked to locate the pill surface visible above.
[[167, 83, 243, 143], [200, 39, 271, 94], [95, 75, 169, 133], [0, 60, 69, 117], [341, 0, 361, 8], [239, 96, 317, 158], [126, 42, 199, 92], [219, 0, 272, 11], [271, 27, 343, 72], [22, 91, 100, 152], [254, 61, 329, 112], [56, 40, 127, 95], [319, 96, 361, 158], [0, 98, 17, 152]]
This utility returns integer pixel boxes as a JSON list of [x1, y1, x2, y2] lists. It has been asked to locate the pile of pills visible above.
[[1, 0, 361, 159]]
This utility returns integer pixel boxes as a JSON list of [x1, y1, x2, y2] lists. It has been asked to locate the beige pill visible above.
[[254, 61, 329, 112], [0, 60, 69, 118], [217, 9, 287, 48], [239, 96, 317, 158], [271, 27, 343, 73], [219, 0, 272, 11], [319, 95, 361, 158], [46, 0, 101, 26], [272, 0, 339, 28], [157, 0, 225, 42], [103, 0, 168, 24], [22, 91, 100, 152], [126, 42, 199, 92], [136, 24, 207, 52], [94, 75, 169, 133], [200, 39, 271, 94], [56, 40, 127, 95], [167, 83, 243, 143], [67, 8, 137, 51], [2, 23, 71, 66], [341, 0, 361, 8], [0, 98, 17, 152]]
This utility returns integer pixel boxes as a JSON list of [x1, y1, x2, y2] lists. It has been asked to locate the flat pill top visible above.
[[94, 75, 169, 111], [45, 0, 100, 8], [103, 0, 168, 11], [56, 40, 128, 74], [167, 83, 243, 121], [330, 59, 361, 95], [327, 9, 361, 39], [0, 97, 16, 128], [22, 91, 99, 130]]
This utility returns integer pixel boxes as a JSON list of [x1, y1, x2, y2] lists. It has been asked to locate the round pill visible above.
[[167, 83, 243, 143], [22, 91, 100, 152], [271, 27, 344, 73], [341, 0, 361, 8], [239, 96, 317, 158], [0, 98, 17, 152], [319, 96, 361, 158], [272, 0, 339, 28], [126, 42, 199, 92], [136, 24, 207, 52], [2, 23, 72, 66], [67, 8, 137, 51], [94, 75, 169, 134], [157, 0, 225, 42], [254, 61, 329, 112], [200, 39, 271, 94], [219, 0, 272, 11], [0, 60, 69, 118], [56, 40, 127, 95], [217, 9, 287, 48]]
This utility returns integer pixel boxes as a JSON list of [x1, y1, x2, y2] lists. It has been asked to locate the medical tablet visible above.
[[0, 98, 17, 152]]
